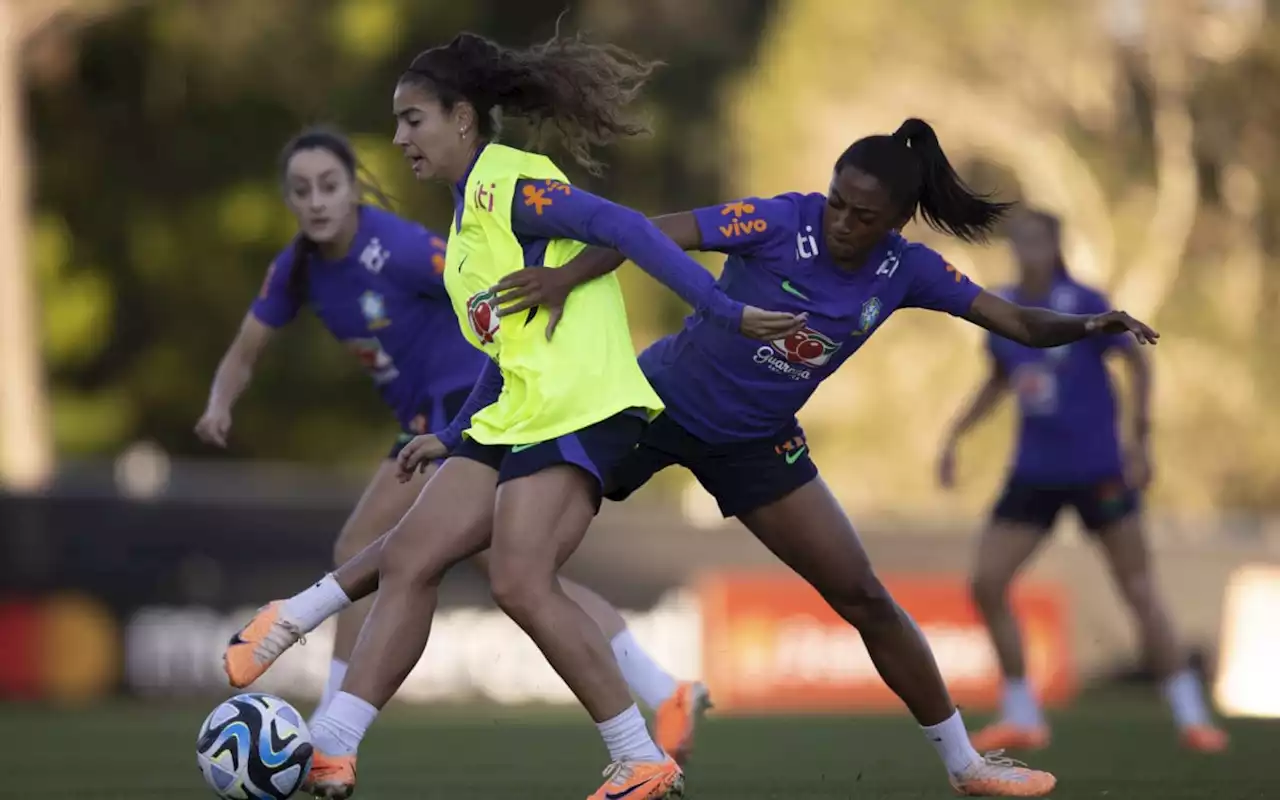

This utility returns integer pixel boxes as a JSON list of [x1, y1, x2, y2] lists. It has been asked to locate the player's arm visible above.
[[492, 195, 795, 315], [490, 210, 696, 324], [436, 358, 504, 453], [946, 357, 1010, 444], [963, 291, 1159, 348], [937, 357, 1008, 488], [1111, 339, 1154, 487], [196, 314, 277, 447], [1114, 339, 1151, 445], [501, 196, 785, 295], [901, 251, 1157, 347], [196, 257, 299, 447], [502, 182, 744, 329], [397, 358, 504, 480], [497, 183, 801, 339]]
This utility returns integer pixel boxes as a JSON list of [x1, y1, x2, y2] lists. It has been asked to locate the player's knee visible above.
[[970, 571, 1011, 611], [332, 523, 379, 568], [376, 524, 444, 590], [823, 572, 897, 627], [488, 553, 553, 622]]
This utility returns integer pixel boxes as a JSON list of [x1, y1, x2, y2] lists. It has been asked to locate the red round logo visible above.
[[774, 327, 840, 366], [467, 290, 500, 344]]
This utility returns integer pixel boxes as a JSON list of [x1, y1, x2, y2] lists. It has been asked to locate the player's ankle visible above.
[[312, 692, 378, 756], [921, 709, 982, 776], [597, 704, 666, 763], [281, 574, 352, 632]]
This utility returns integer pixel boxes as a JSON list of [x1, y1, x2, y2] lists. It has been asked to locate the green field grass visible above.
[[2, 690, 1274, 799]]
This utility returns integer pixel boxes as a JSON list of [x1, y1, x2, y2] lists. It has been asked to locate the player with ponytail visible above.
[[487, 116, 1159, 796]]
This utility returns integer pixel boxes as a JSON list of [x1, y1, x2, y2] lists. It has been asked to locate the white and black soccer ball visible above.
[[196, 693, 313, 800]]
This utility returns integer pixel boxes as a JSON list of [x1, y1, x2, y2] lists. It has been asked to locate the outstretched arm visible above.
[[491, 212, 698, 325], [501, 184, 802, 339], [937, 359, 1008, 488], [195, 314, 276, 447], [508, 182, 743, 329], [963, 291, 1159, 348], [1112, 341, 1153, 488]]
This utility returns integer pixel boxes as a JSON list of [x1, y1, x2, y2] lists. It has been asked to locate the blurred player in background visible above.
[[253, 32, 802, 800], [937, 209, 1226, 753], [198, 128, 709, 760]]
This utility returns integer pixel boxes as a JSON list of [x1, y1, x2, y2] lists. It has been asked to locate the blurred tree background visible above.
[[16, 0, 1280, 512]]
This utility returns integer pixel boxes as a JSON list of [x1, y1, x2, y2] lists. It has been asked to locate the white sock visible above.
[[610, 631, 679, 710], [922, 710, 982, 776], [1163, 668, 1211, 728], [311, 692, 379, 756], [281, 574, 352, 633], [311, 658, 349, 724], [1001, 678, 1044, 727], [596, 704, 665, 763]]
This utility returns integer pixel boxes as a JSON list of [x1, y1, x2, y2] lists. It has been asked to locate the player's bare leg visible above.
[[304, 458, 497, 799], [968, 521, 1053, 752], [1096, 513, 1227, 752], [489, 465, 681, 800], [742, 478, 1056, 797]]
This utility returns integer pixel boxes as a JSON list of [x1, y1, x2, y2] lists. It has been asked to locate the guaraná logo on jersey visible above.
[[754, 327, 841, 381], [775, 328, 841, 366], [467, 289, 500, 344]]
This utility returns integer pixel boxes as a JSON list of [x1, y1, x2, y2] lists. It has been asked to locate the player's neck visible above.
[[444, 142, 485, 187]]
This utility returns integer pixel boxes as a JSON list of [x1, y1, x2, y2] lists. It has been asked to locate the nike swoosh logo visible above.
[[781, 280, 809, 301], [457, 255, 468, 273], [510, 443, 539, 453], [784, 446, 808, 465], [606, 777, 656, 800]]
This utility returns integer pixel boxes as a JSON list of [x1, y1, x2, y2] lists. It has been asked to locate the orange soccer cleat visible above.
[[654, 681, 712, 765], [950, 751, 1057, 797], [302, 750, 358, 800], [223, 601, 304, 689], [587, 757, 683, 800]]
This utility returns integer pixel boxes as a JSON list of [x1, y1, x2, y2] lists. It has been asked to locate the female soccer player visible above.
[[251, 118, 1148, 796], [294, 32, 801, 800], [201, 129, 714, 755], [935, 209, 1226, 753]]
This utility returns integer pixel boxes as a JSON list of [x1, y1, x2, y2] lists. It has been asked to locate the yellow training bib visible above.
[[442, 144, 663, 445]]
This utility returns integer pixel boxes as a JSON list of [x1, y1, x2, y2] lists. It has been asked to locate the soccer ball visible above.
[[196, 693, 313, 800]]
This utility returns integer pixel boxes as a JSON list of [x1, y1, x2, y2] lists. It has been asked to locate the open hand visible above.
[[1086, 310, 1159, 345]]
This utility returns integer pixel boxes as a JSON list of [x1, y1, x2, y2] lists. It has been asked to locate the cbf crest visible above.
[[359, 290, 391, 330], [854, 297, 882, 336]]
